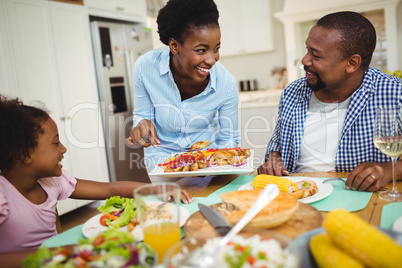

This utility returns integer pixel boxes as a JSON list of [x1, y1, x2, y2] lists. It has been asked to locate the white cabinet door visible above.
[[5, 0, 61, 115], [85, 0, 147, 22], [116, 0, 147, 17], [216, 0, 274, 57], [3, 0, 109, 215], [85, 0, 115, 10], [240, 106, 279, 169], [49, 2, 109, 185]]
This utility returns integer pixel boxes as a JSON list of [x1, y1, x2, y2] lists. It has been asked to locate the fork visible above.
[[323, 177, 388, 191], [141, 137, 193, 152]]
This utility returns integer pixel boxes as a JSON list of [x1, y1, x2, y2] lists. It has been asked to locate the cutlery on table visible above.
[[323, 177, 387, 191], [198, 203, 232, 236], [184, 184, 280, 267]]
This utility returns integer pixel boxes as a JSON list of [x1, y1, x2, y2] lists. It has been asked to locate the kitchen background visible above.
[[0, 0, 401, 215]]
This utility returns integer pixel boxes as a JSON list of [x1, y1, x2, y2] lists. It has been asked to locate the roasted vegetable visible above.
[[252, 175, 297, 192]]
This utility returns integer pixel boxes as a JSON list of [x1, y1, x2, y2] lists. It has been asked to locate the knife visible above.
[[198, 203, 232, 236]]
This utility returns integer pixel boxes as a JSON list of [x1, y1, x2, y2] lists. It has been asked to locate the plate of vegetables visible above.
[[82, 196, 190, 239], [22, 229, 157, 268], [149, 148, 254, 178]]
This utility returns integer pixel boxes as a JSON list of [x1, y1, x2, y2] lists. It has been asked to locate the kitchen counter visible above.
[[239, 89, 283, 108]]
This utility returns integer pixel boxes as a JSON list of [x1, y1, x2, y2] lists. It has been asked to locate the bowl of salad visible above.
[[163, 229, 301, 268], [22, 229, 157, 268]]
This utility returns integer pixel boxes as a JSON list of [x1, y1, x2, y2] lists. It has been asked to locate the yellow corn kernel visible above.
[[310, 233, 364, 268], [252, 174, 297, 192], [323, 209, 402, 268]]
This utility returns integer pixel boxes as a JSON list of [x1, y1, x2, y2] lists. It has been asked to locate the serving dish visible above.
[[149, 149, 254, 178]]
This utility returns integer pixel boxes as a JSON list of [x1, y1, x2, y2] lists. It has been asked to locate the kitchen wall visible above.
[[219, 0, 286, 90]]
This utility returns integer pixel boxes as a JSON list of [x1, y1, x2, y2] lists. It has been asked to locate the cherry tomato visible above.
[[99, 215, 108, 226], [92, 235, 105, 246], [56, 248, 72, 257]]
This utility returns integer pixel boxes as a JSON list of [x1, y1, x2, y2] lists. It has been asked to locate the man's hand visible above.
[[126, 119, 159, 148], [257, 151, 289, 176], [347, 162, 394, 192]]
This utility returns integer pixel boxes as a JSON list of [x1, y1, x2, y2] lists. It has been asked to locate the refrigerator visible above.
[[90, 20, 153, 183]]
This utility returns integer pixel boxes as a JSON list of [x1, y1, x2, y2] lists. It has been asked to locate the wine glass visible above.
[[373, 107, 402, 201]]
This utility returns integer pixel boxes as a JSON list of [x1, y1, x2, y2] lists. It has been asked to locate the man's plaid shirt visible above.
[[266, 68, 402, 172]]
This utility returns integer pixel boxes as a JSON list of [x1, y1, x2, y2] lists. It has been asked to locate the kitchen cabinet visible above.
[[215, 0, 274, 57], [239, 90, 282, 169], [0, 0, 109, 215], [85, 0, 147, 23]]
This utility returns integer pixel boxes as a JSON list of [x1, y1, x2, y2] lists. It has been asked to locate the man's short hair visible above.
[[316, 11, 376, 69]]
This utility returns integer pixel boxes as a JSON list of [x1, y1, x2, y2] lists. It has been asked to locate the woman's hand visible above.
[[126, 119, 160, 148]]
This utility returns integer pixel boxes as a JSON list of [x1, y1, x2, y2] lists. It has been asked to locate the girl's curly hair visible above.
[[157, 0, 219, 45], [0, 95, 49, 172]]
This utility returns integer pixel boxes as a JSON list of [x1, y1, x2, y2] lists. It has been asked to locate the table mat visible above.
[[41, 198, 221, 248], [182, 197, 222, 215], [380, 202, 402, 229], [41, 224, 85, 248], [208, 175, 372, 212], [310, 180, 372, 212]]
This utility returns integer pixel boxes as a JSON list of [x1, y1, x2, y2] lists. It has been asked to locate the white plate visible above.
[[81, 202, 190, 239], [149, 150, 254, 178], [238, 177, 333, 204], [393, 216, 402, 233]]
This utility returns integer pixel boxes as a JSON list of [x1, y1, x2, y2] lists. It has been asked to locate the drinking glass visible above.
[[373, 107, 402, 201], [134, 182, 181, 263]]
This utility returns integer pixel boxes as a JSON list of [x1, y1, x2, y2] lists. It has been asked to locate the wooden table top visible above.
[[176, 172, 402, 226]]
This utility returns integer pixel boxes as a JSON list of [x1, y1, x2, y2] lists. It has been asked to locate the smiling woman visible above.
[[126, 0, 241, 180]]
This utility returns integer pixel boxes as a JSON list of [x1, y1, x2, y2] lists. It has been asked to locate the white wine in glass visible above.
[[373, 108, 402, 201]]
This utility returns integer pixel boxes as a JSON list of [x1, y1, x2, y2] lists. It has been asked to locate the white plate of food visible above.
[[82, 202, 190, 239], [149, 148, 254, 178], [238, 177, 333, 204]]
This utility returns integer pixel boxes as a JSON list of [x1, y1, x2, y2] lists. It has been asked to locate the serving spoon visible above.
[[180, 184, 280, 267]]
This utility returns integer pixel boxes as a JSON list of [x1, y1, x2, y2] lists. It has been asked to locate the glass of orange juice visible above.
[[134, 182, 181, 263]]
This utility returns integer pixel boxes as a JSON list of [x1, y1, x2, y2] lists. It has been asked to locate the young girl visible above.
[[0, 96, 193, 256]]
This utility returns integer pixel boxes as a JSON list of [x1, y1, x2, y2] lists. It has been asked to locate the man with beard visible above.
[[257, 11, 402, 192]]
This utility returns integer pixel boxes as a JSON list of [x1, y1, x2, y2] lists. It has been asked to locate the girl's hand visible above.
[[126, 119, 159, 148], [180, 189, 194, 204]]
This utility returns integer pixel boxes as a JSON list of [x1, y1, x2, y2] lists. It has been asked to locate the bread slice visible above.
[[219, 189, 298, 229]]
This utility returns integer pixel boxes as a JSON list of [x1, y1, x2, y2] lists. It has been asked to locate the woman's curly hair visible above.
[[157, 0, 219, 45], [0, 95, 49, 172]]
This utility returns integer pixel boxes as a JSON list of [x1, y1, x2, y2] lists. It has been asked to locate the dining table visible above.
[[41, 171, 402, 249], [176, 171, 401, 226]]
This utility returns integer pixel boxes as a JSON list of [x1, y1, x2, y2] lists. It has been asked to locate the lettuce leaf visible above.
[[98, 196, 137, 228]]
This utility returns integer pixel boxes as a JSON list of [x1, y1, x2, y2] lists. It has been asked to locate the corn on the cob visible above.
[[323, 209, 402, 268], [310, 233, 364, 268], [252, 174, 297, 192]]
